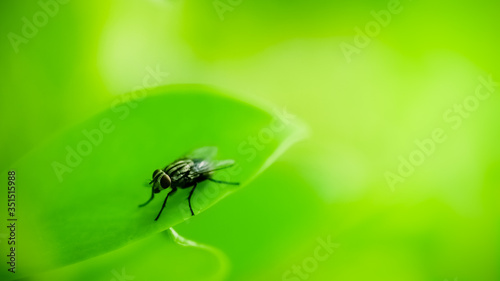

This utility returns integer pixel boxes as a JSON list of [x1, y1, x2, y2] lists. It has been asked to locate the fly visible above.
[[139, 147, 239, 221]]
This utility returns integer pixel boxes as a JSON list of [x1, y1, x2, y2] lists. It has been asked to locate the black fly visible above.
[[139, 147, 239, 221]]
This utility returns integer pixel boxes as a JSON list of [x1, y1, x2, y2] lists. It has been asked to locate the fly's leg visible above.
[[139, 185, 155, 207], [155, 188, 176, 221], [142, 171, 162, 207], [187, 183, 197, 216], [208, 178, 240, 185]]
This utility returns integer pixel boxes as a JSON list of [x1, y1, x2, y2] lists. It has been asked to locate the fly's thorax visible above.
[[165, 159, 195, 182]]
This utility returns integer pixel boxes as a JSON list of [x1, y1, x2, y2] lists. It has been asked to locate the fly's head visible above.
[[151, 169, 172, 193]]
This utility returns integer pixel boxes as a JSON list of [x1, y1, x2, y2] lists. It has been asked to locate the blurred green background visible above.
[[1, 0, 499, 280]]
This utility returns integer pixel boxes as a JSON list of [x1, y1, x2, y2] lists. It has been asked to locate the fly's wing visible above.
[[210, 159, 235, 171], [185, 146, 218, 160], [193, 159, 235, 174], [186, 147, 235, 173]]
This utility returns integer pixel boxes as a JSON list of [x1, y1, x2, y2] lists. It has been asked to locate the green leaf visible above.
[[28, 228, 231, 281], [2, 84, 306, 280]]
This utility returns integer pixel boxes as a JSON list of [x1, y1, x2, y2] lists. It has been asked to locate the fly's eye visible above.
[[159, 174, 171, 189], [152, 169, 161, 179]]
